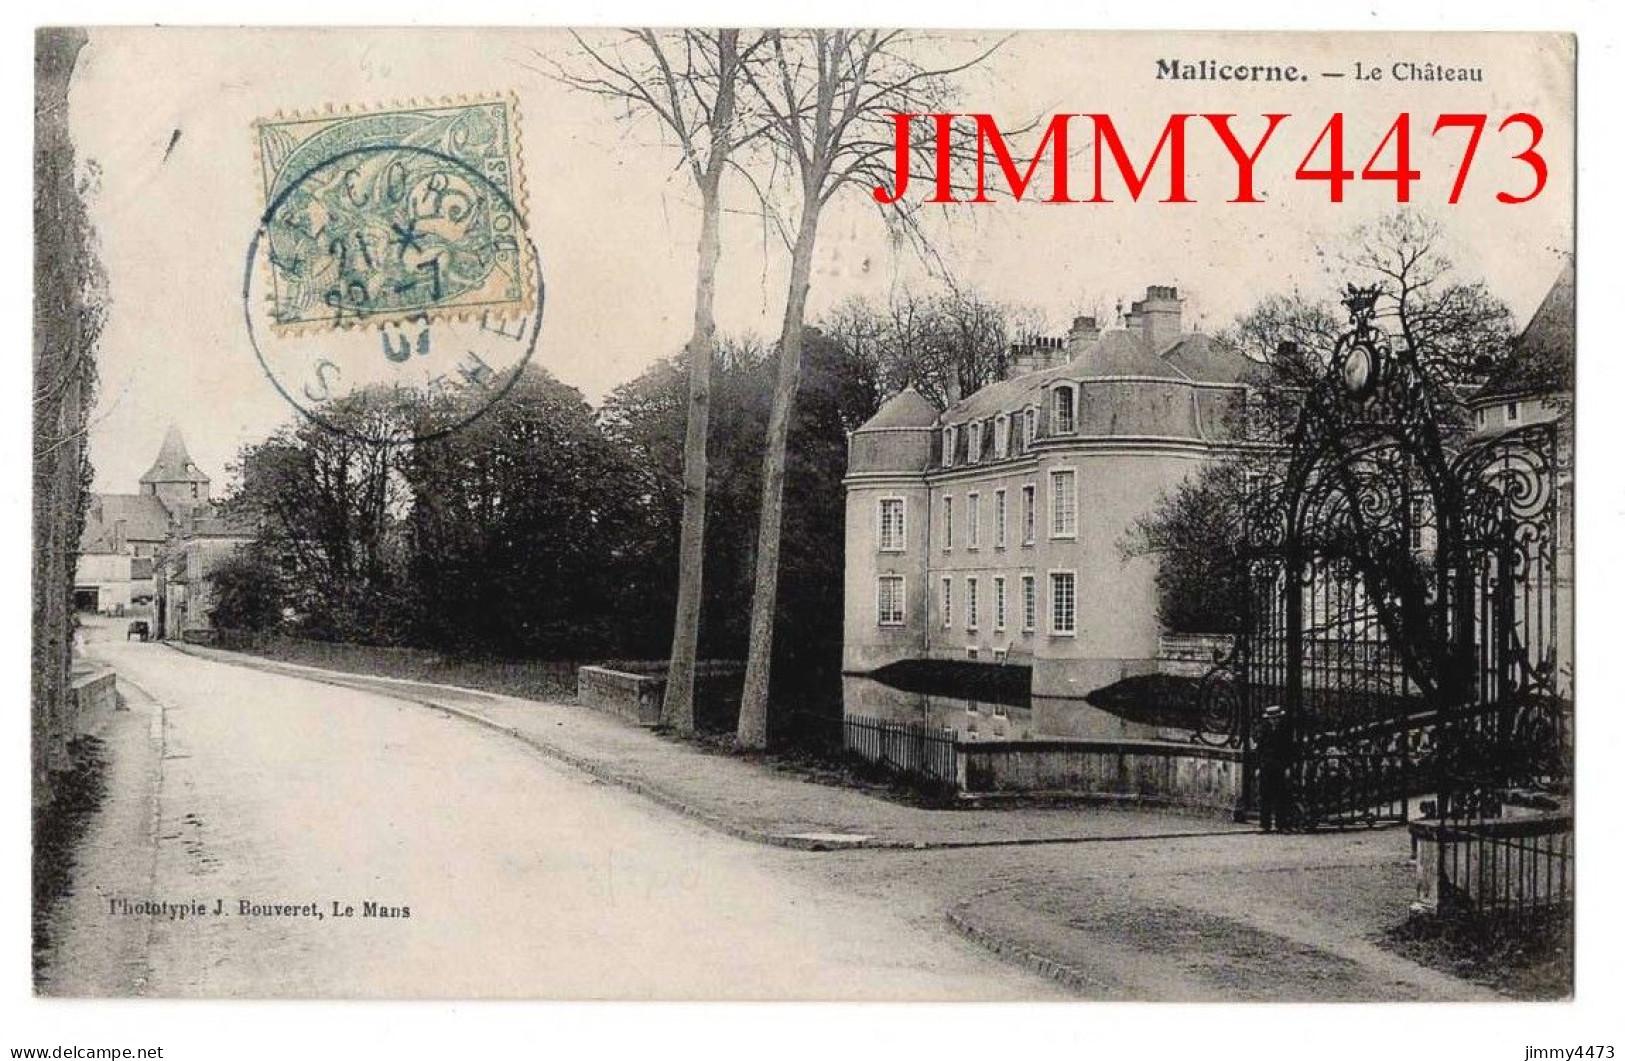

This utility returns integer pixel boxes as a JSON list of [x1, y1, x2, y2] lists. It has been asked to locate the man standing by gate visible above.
[[1257, 704, 1292, 831]]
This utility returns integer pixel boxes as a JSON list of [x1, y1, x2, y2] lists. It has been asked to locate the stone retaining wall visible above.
[[958, 738, 1246, 816], [577, 661, 745, 727], [1156, 632, 1236, 677], [1409, 812, 1574, 915], [47, 667, 118, 770], [578, 666, 663, 725]]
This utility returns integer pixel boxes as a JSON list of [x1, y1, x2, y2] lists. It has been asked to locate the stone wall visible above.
[[578, 666, 663, 725], [1156, 632, 1236, 677], [1409, 813, 1573, 914], [45, 667, 118, 772], [577, 661, 745, 727], [958, 738, 1245, 816]]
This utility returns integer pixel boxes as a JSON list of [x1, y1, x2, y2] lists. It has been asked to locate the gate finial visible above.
[[1341, 284, 1382, 327]]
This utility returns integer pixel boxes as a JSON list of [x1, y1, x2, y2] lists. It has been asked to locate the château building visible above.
[[842, 285, 1257, 735], [1465, 259, 1572, 439]]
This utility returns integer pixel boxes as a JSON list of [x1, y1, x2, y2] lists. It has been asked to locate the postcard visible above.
[[32, 26, 1574, 1004]]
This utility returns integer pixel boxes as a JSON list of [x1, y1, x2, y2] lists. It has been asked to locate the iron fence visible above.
[[1417, 814, 1573, 922], [1204, 286, 1569, 833], [1291, 750, 1411, 828], [842, 714, 960, 788]]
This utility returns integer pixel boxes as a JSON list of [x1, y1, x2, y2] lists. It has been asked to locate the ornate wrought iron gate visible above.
[[1199, 288, 1569, 830]]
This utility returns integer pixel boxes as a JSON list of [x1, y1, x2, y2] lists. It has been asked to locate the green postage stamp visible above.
[[253, 97, 530, 332]]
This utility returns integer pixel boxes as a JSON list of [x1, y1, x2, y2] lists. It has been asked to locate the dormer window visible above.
[[1052, 385, 1077, 434], [1024, 407, 1037, 448], [942, 425, 957, 468], [993, 414, 1009, 459], [967, 421, 983, 464]]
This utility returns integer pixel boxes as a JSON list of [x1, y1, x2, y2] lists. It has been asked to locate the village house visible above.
[[75, 493, 169, 615], [158, 513, 256, 643], [75, 426, 211, 617], [75, 425, 252, 640], [842, 284, 1257, 735]]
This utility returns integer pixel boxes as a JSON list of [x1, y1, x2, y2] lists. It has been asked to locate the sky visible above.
[[69, 28, 1574, 493]]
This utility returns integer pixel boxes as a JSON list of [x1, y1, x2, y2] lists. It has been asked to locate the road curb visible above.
[[107, 672, 168, 997], [38, 663, 169, 997], [944, 902, 1098, 996]]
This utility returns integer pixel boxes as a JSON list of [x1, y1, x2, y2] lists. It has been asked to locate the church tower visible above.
[[139, 425, 211, 520]]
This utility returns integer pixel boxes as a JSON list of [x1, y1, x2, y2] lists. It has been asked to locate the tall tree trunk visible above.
[[737, 202, 821, 749], [661, 30, 739, 734], [660, 172, 721, 733], [33, 28, 95, 811]]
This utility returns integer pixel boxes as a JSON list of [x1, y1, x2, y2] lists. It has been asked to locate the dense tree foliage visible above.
[[214, 334, 877, 719], [206, 547, 285, 633], [603, 330, 881, 712], [402, 372, 667, 657], [222, 389, 415, 644], [34, 28, 105, 810], [1129, 462, 1252, 635]]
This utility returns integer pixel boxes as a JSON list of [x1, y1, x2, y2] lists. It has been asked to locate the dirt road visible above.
[[43, 637, 1060, 999]]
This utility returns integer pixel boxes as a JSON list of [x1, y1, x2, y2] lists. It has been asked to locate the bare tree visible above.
[[733, 30, 1000, 748], [1339, 210, 1515, 393], [554, 30, 767, 733], [935, 286, 1024, 402], [822, 286, 1034, 409]]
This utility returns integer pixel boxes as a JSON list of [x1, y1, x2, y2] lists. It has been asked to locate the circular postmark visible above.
[[243, 142, 543, 445]]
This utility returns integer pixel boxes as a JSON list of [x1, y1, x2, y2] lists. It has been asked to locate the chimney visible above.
[[1008, 336, 1068, 378], [1006, 340, 1033, 378], [1131, 285, 1183, 352], [1065, 314, 1100, 354]]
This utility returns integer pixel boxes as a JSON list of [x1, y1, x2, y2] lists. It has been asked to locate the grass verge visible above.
[[33, 736, 108, 983], [680, 728, 962, 809], [221, 636, 581, 703], [1378, 907, 1573, 999]]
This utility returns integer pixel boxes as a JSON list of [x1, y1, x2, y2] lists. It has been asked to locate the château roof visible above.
[[947, 370, 1049, 423], [942, 328, 1255, 424], [1473, 260, 1574, 402], [1160, 334, 1262, 385], [140, 425, 211, 485], [857, 386, 941, 431], [1073, 328, 1186, 378]]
